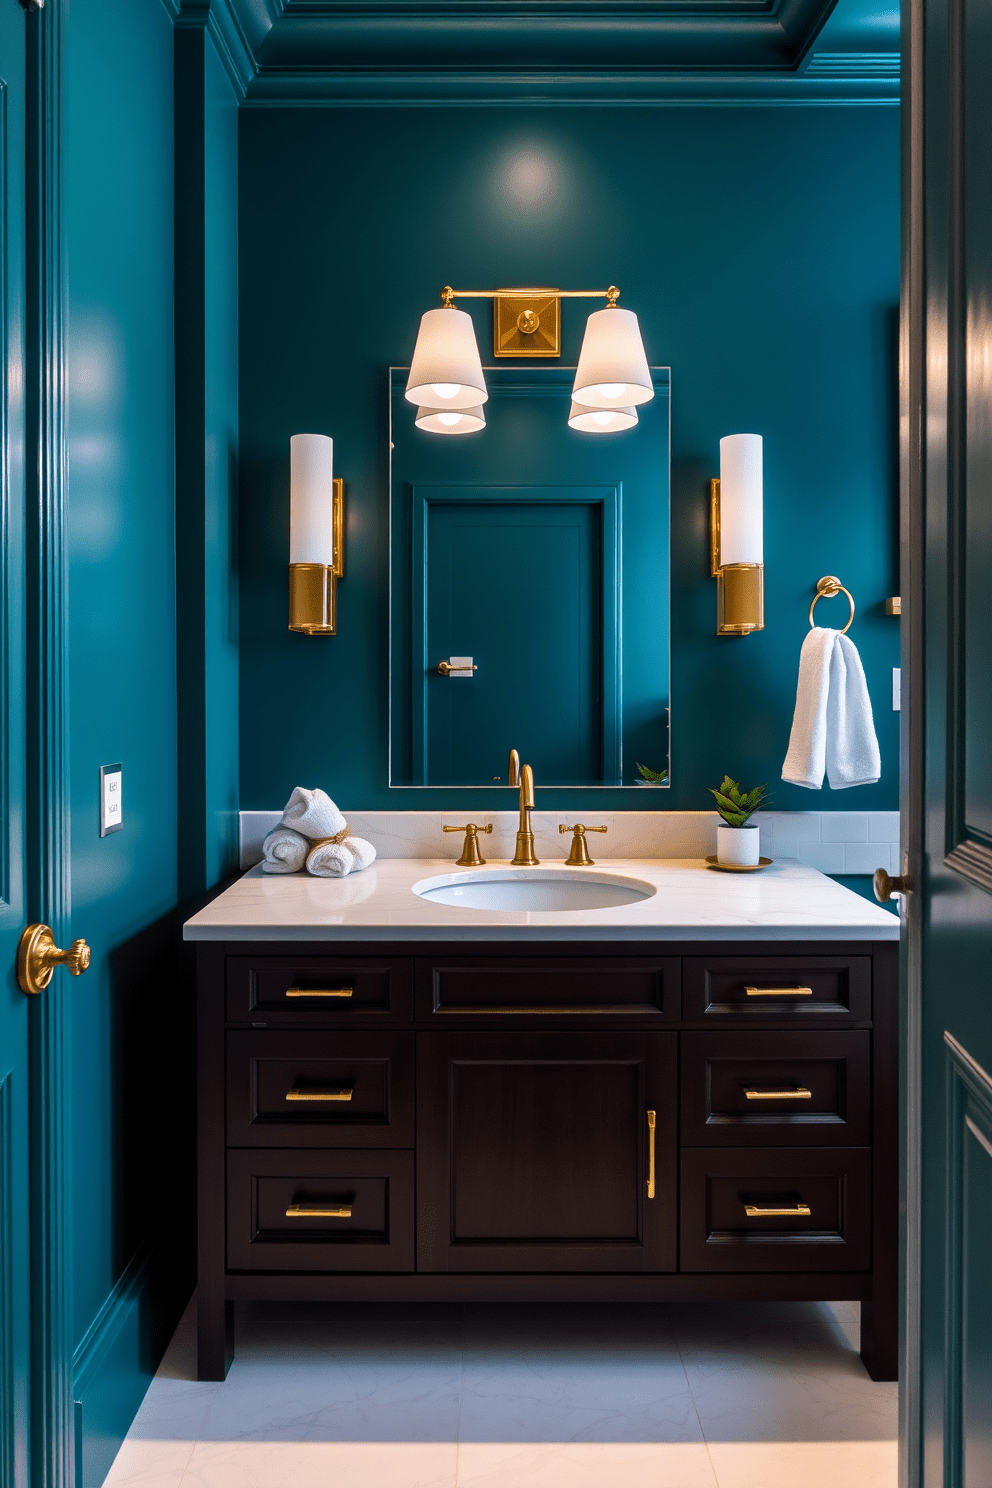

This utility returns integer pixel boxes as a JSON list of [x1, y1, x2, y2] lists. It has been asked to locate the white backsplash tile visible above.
[[240, 807, 898, 874]]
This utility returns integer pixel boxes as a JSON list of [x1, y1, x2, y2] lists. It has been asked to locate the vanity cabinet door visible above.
[[416, 1032, 677, 1273]]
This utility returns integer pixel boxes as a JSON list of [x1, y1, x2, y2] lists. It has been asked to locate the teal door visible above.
[[0, 3, 30, 1486], [905, 0, 992, 1474], [414, 486, 620, 786]]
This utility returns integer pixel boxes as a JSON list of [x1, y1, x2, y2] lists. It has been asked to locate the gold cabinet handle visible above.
[[285, 988, 353, 998], [744, 1203, 811, 1217], [646, 1109, 656, 1199], [17, 924, 91, 996], [285, 1085, 354, 1102], [745, 985, 813, 997], [744, 1087, 812, 1100], [285, 1204, 353, 1218]]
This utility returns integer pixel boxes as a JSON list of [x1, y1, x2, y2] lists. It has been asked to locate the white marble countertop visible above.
[[182, 858, 900, 942]]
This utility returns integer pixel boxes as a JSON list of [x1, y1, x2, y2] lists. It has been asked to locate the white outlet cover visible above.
[[100, 763, 123, 836]]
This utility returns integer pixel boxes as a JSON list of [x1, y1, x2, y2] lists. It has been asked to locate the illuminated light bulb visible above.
[[567, 401, 638, 433], [437, 411, 462, 426], [415, 404, 486, 435], [431, 384, 460, 400], [595, 384, 626, 400], [593, 410, 614, 425]]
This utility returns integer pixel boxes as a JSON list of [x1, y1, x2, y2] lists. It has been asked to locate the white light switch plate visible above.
[[892, 668, 901, 711], [100, 763, 122, 836]]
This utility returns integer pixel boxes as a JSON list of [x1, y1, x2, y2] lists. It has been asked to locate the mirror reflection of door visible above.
[[390, 366, 671, 788], [416, 487, 619, 786]]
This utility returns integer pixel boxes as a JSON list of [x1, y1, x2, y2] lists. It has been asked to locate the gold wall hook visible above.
[[559, 823, 608, 865], [17, 923, 91, 996], [443, 822, 492, 866]]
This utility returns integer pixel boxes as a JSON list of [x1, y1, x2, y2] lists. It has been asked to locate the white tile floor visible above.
[[103, 1296, 897, 1488]]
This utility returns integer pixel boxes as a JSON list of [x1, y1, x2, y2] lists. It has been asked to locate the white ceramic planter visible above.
[[716, 824, 760, 867]]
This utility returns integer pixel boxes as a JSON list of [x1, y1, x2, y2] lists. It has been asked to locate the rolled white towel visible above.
[[306, 835, 377, 879], [280, 786, 347, 842], [261, 826, 309, 874]]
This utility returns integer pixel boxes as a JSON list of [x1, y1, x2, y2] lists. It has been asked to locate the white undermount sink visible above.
[[411, 867, 657, 912]]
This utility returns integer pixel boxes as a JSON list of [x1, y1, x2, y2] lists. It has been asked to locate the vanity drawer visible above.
[[681, 1031, 870, 1146], [226, 956, 412, 1025], [680, 1147, 871, 1272], [226, 1031, 414, 1148], [415, 956, 680, 1022], [683, 956, 870, 1023], [226, 1149, 414, 1272]]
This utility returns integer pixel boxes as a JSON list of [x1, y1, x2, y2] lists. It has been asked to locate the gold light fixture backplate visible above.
[[494, 291, 561, 358]]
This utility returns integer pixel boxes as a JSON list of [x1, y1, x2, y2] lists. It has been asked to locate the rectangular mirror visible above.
[[389, 366, 670, 788]]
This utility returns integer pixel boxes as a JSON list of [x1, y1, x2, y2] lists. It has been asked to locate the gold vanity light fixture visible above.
[[710, 433, 764, 636], [288, 433, 344, 636], [406, 284, 653, 432]]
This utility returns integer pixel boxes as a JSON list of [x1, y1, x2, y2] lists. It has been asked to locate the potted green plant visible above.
[[708, 776, 772, 866], [634, 762, 668, 787]]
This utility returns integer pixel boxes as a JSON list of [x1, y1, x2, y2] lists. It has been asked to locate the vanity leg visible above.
[[859, 1295, 897, 1382], [197, 1294, 234, 1382]]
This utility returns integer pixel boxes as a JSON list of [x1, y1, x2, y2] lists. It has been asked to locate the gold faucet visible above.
[[511, 763, 539, 866], [507, 748, 520, 787]]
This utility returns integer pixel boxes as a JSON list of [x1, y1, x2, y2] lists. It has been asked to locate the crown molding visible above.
[[177, 0, 257, 95]]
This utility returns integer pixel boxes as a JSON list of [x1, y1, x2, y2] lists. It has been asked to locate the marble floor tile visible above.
[[180, 1439, 459, 1488], [455, 1441, 719, 1488], [102, 1440, 199, 1488], [704, 1439, 898, 1488]]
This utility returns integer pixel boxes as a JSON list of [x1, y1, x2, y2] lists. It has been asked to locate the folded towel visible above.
[[261, 826, 310, 874], [782, 627, 881, 790], [280, 786, 347, 842], [306, 835, 377, 879]]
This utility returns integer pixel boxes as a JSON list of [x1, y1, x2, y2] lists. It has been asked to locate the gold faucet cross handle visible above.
[[443, 822, 492, 867], [560, 823, 608, 866], [17, 923, 92, 995]]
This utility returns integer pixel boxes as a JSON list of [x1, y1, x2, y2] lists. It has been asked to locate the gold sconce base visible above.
[[288, 478, 344, 636], [494, 290, 561, 357], [717, 563, 764, 635], [710, 477, 764, 635]]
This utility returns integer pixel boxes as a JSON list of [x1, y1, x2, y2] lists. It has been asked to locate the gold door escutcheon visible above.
[[17, 923, 91, 996], [646, 1109, 656, 1199]]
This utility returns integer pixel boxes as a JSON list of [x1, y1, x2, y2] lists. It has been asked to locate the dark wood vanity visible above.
[[196, 935, 898, 1382]]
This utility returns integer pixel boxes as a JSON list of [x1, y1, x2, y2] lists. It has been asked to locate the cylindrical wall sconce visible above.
[[288, 433, 344, 636], [710, 433, 764, 635]]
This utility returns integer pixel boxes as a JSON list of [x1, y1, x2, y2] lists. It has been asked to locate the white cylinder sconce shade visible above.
[[405, 307, 489, 411], [290, 433, 334, 564], [415, 405, 486, 435], [718, 434, 763, 565], [571, 307, 654, 409], [567, 401, 638, 433]]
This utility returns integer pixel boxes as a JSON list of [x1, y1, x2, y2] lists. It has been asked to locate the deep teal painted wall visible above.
[[239, 106, 900, 813]]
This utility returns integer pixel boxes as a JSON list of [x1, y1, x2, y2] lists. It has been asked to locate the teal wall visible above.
[[238, 106, 900, 813], [65, 1, 183, 1484], [237, 107, 898, 815]]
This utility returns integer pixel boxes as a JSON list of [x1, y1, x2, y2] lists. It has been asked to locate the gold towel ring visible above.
[[809, 575, 855, 634]]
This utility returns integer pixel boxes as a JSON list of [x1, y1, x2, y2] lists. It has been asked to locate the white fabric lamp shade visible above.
[[415, 405, 486, 435], [571, 307, 654, 408], [719, 433, 763, 565], [405, 307, 488, 411], [290, 433, 334, 565], [567, 401, 638, 433]]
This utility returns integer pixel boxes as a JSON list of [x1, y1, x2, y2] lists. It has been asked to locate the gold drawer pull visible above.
[[744, 1087, 812, 1100], [285, 1085, 354, 1102], [744, 1203, 811, 1217], [285, 1203, 353, 1218], [745, 985, 813, 997], [646, 1109, 656, 1199], [285, 988, 353, 998]]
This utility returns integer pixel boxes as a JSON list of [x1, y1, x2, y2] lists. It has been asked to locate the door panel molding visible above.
[[24, 4, 73, 1486], [943, 1031, 992, 1488]]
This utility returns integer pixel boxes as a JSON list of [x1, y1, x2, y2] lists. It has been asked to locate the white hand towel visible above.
[[261, 826, 309, 874], [280, 786, 347, 841], [782, 627, 881, 790], [306, 836, 377, 879]]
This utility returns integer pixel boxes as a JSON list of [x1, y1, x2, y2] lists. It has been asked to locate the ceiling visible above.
[[209, 0, 898, 103]]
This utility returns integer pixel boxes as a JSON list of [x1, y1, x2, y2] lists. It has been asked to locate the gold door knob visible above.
[[17, 923, 91, 996], [873, 867, 913, 903]]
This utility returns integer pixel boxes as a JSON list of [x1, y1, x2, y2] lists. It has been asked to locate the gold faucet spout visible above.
[[512, 764, 539, 865]]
